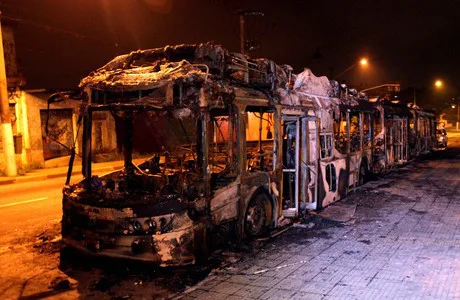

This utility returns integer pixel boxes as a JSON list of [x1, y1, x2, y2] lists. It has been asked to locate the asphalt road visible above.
[[0, 176, 70, 235], [0, 170, 101, 237]]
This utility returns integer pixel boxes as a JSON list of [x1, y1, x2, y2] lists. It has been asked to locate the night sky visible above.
[[2, 0, 460, 107]]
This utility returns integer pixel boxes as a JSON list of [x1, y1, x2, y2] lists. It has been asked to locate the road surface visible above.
[[0, 176, 73, 236]]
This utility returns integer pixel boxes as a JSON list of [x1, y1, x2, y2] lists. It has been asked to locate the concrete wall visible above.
[[25, 92, 117, 166], [0, 90, 25, 173], [25, 91, 82, 166], [91, 111, 117, 154], [0, 22, 118, 173]]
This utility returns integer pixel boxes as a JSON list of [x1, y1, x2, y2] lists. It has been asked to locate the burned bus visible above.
[[59, 43, 436, 265]]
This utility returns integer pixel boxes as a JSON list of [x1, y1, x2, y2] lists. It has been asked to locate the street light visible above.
[[435, 80, 443, 88], [335, 57, 369, 79]]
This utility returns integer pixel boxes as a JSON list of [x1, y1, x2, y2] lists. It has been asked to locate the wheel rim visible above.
[[245, 195, 268, 237]]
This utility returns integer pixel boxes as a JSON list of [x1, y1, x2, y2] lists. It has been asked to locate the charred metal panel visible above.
[[62, 193, 197, 266], [210, 182, 239, 224]]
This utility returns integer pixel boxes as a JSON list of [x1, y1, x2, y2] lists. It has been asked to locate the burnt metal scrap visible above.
[[60, 42, 437, 266]]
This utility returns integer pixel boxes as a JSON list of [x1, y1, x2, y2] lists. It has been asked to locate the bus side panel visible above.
[[319, 157, 346, 207], [210, 182, 240, 225], [348, 153, 362, 187]]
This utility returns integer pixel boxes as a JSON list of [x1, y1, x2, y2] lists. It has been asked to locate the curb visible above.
[[0, 179, 14, 186], [0, 165, 124, 186]]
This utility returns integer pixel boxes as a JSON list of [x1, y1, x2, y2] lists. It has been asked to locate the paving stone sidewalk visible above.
[[181, 149, 460, 299]]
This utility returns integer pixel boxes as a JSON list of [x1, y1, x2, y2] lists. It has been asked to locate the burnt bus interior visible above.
[[78, 102, 280, 202], [332, 104, 374, 156]]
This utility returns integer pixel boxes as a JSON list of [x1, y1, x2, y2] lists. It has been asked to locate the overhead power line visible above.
[[1, 14, 132, 51]]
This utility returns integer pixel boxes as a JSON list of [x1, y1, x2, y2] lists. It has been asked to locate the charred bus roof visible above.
[[77, 42, 371, 112]]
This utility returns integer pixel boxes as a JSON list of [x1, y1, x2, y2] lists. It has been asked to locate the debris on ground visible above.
[[91, 276, 119, 292], [221, 251, 243, 265], [293, 222, 315, 229], [32, 223, 62, 254], [49, 276, 71, 291], [319, 203, 357, 222]]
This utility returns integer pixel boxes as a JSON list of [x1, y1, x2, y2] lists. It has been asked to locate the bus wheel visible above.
[[359, 163, 368, 186], [194, 224, 210, 265], [245, 193, 272, 237]]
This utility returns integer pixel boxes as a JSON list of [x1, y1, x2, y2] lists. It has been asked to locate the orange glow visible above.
[[360, 58, 368, 66], [435, 80, 443, 88]]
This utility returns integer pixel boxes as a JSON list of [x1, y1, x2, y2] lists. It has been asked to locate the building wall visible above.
[[26, 92, 117, 165], [1, 90, 119, 174], [25, 92, 81, 166], [0, 90, 25, 173], [0, 20, 118, 173]]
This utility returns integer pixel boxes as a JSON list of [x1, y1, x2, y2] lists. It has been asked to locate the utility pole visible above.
[[0, 12, 17, 176], [238, 10, 264, 56], [239, 13, 245, 55]]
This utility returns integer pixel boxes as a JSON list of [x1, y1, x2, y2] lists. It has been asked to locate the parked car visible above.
[[436, 129, 448, 148]]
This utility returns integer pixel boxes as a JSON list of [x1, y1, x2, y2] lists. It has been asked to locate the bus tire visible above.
[[359, 162, 369, 186], [194, 224, 210, 265], [244, 192, 272, 238]]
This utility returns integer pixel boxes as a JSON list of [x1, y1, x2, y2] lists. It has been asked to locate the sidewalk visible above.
[[180, 137, 460, 299], [0, 158, 143, 186]]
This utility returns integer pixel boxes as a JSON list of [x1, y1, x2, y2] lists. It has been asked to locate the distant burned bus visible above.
[[58, 43, 436, 266]]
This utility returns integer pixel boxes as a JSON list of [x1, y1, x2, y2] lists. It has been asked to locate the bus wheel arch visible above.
[[243, 188, 274, 238], [359, 157, 369, 185]]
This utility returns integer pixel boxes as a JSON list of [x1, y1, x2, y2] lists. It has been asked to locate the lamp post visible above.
[[335, 57, 368, 79], [238, 10, 264, 55], [452, 99, 460, 130]]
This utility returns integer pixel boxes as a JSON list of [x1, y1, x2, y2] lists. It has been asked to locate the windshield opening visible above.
[[82, 108, 200, 174], [75, 107, 205, 206]]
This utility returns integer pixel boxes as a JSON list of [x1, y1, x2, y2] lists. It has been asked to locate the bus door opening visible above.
[[394, 118, 408, 163], [281, 116, 300, 217]]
